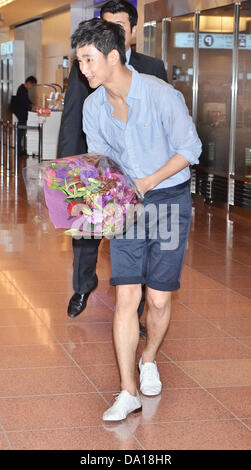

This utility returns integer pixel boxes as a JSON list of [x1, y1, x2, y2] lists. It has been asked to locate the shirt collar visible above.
[[126, 48, 131, 65], [101, 65, 141, 104], [126, 66, 141, 100]]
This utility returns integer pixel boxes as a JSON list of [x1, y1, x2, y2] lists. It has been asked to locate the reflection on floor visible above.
[[0, 163, 251, 450]]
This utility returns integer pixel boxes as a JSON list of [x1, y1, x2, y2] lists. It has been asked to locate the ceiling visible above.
[[0, 0, 72, 28]]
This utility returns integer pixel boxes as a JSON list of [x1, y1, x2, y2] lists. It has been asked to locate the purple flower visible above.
[[55, 167, 70, 181], [80, 168, 99, 185]]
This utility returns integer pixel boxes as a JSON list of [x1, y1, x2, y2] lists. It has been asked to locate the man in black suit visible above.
[[58, 1, 167, 332]]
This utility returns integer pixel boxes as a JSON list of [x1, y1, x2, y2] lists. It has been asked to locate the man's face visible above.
[[76, 44, 110, 89], [26, 82, 35, 90], [102, 11, 136, 51]]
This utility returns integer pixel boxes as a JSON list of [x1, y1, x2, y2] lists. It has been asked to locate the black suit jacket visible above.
[[57, 52, 167, 157]]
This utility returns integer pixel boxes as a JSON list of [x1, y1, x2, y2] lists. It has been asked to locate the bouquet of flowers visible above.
[[23, 154, 142, 238]]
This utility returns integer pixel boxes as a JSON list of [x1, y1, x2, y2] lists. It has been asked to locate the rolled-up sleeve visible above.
[[83, 98, 113, 157], [162, 89, 202, 165]]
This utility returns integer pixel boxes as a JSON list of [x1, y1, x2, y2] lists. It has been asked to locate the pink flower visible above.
[[45, 169, 56, 187]]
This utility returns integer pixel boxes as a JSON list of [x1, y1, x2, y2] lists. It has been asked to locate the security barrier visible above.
[[0, 120, 43, 177]]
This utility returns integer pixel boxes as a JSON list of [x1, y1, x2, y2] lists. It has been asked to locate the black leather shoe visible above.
[[67, 286, 96, 318]]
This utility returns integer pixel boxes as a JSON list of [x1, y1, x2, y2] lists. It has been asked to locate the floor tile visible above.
[[155, 361, 199, 389], [50, 323, 113, 343], [160, 337, 251, 361], [179, 268, 223, 289], [36, 304, 114, 325], [208, 387, 251, 419], [125, 389, 232, 423], [178, 359, 251, 387], [170, 302, 201, 321], [7, 426, 141, 450], [0, 294, 29, 309], [0, 344, 73, 369], [1, 177, 251, 449], [0, 432, 11, 450], [64, 342, 116, 366], [237, 338, 251, 349], [208, 318, 251, 337], [0, 367, 95, 397], [0, 324, 56, 346], [130, 419, 251, 450], [174, 289, 248, 305], [242, 419, 251, 429], [186, 302, 251, 320], [165, 320, 225, 339], [0, 308, 40, 327], [81, 364, 121, 393], [0, 394, 108, 430]]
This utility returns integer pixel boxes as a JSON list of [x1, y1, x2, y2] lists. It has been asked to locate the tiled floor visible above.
[[0, 166, 251, 450]]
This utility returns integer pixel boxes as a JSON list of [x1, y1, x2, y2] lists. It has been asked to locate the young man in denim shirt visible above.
[[72, 18, 202, 421]]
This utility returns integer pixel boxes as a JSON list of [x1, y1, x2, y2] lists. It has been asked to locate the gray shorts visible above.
[[109, 180, 192, 292]]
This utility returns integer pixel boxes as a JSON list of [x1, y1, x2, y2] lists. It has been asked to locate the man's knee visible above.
[[147, 290, 171, 314], [115, 285, 142, 314]]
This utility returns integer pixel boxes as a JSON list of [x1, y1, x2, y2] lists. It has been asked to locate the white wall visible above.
[[42, 9, 71, 86], [14, 19, 42, 82]]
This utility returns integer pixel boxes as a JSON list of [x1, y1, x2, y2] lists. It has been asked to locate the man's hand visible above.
[[134, 154, 190, 196], [134, 176, 154, 196]]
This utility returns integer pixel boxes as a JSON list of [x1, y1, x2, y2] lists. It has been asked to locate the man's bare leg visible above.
[[142, 288, 172, 364], [113, 284, 142, 396]]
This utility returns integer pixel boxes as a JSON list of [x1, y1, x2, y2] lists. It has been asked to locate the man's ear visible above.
[[131, 25, 137, 39], [108, 49, 121, 65]]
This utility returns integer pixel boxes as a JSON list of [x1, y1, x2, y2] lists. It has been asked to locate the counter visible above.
[[26, 110, 62, 160]]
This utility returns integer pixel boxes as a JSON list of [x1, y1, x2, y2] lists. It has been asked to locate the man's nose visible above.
[[79, 62, 88, 75]]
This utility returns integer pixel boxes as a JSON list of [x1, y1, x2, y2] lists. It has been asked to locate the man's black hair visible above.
[[100, 0, 138, 30], [25, 76, 37, 84], [71, 18, 126, 65]]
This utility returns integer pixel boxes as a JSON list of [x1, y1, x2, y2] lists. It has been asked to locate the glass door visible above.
[[197, 4, 235, 174], [235, 0, 251, 178], [143, 20, 163, 60]]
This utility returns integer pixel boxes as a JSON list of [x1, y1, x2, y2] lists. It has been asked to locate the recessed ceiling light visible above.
[[0, 0, 15, 8]]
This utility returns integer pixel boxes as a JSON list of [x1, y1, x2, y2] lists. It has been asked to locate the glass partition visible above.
[[197, 4, 235, 174], [142, 0, 251, 211], [166, 15, 195, 114], [143, 20, 163, 60], [235, 1, 251, 178]]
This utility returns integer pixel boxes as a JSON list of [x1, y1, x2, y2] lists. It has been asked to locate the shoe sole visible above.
[[140, 389, 162, 397], [102, 406, 142, 422]]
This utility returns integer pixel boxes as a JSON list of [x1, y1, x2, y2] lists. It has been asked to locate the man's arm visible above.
[[136, 88, 202, 194], [83, 96, 114, 158], [57, 60, 90, 157]]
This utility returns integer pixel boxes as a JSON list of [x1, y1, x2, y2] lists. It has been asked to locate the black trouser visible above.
[[73, 237, 101, 294], [18, 119, 27, 155], [72, 237, 145, 318]]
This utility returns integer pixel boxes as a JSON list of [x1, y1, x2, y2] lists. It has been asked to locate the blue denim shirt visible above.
[[83, 67, 202, 189]]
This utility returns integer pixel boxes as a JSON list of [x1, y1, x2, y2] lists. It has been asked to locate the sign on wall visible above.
[[175, 32, 251, 50]]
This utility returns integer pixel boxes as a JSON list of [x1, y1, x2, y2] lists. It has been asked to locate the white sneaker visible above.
[[102, 390, 142, 422], [139, 357, 162, 396]]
